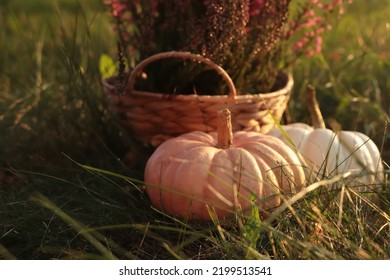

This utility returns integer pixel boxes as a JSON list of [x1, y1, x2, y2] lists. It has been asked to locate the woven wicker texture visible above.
[[103, 52, 293, 146]]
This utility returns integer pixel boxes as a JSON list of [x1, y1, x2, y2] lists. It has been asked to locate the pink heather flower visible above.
[[292, 38, 308, 51], [315, 36, 323, 52], [286, 0, 353, 57], [305, 18, 317, 28], [105, 0, 130, 18], [249, 0, 264, 16], [304, 9, 315, 17]]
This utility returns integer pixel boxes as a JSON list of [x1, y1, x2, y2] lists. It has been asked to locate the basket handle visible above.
[[126, 51, 237, 97]]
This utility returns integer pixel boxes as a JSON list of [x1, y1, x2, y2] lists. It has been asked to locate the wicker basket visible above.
[[103, 51, 293, 146]]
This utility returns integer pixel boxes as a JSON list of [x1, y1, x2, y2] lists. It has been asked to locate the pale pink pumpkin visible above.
[[144, 109, 306, 220]]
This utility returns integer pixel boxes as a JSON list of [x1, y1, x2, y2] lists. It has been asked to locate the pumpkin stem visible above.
[[217, 109, 233, 149], [306, 85, 326, 129]]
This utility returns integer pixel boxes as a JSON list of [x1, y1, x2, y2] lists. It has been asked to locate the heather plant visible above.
[[104, 0, 352, 94]]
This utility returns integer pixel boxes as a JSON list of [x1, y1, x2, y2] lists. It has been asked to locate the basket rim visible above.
[[103, 71, 293, 102]]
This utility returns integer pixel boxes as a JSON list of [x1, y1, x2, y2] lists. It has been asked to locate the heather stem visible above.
[[306, 85, 326, 129], [217, 109, 233, 149]]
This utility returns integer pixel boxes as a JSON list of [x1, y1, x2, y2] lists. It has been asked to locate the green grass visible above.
[[0, 0, 389, 260]]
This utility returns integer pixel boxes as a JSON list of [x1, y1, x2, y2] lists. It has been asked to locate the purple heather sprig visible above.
[[286, 0, 353, 58], [249, 0, 265, 16]]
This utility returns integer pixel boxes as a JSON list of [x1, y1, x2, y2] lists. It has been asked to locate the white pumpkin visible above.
[[268, 123, 384, 184], [268, 86, 384, 185]]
